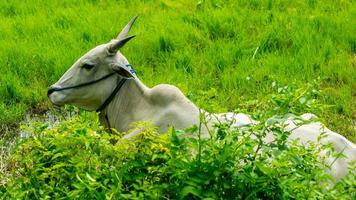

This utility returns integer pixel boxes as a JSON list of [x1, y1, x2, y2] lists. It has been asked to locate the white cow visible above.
[[48, 16, 355, 179]]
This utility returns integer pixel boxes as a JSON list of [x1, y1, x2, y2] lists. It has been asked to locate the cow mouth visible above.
[[49, 97, 65, 109], [47, 89, 66, 108]]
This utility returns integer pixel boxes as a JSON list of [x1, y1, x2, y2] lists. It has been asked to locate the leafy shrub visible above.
[[1, 112, 355, 199]]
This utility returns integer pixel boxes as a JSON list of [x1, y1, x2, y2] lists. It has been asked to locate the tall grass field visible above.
[[0, 0, 355, 199], [0, 0, 355, 141]]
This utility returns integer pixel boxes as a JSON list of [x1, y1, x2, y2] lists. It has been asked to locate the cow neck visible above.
[[100, 78, 149, 132], [96, 77, 127, 112]]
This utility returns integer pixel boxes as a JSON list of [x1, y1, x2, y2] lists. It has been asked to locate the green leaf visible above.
[[180, 186, 202, 198]]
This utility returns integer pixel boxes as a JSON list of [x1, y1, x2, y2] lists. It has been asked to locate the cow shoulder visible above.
[[149, 84, 187, 105], [148, 84, 200, 129]]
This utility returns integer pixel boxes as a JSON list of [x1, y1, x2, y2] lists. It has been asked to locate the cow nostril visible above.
[[47, 89, 54, 97], [47, 86, 57, 97]]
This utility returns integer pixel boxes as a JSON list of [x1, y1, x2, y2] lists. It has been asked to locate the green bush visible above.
[[1, 112, 355, 199]]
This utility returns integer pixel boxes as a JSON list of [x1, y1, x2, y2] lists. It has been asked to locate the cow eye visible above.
[[82, 63, 95, 70]]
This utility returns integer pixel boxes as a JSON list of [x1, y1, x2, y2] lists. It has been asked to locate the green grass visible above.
[[0, 0, 355, 141]]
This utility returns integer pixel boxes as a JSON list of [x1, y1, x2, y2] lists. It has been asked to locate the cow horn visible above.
[[108, 35, 136, 53], [117, 15, 138, 40]]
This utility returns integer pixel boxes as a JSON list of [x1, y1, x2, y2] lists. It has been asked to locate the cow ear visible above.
[[108, 35, 136, 54], [111, 63, 135, 78]]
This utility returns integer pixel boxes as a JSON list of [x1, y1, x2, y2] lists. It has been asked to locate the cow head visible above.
[[48, 16, 137, 111]]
